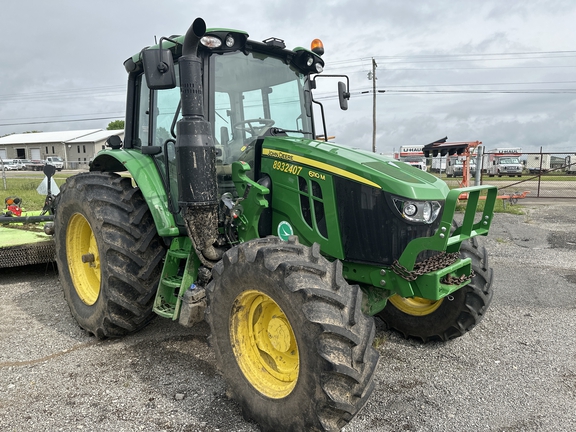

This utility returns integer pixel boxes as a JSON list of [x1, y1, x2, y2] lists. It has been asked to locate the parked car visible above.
[[19, 159, 32, 170], [1, 159, 24, 171]]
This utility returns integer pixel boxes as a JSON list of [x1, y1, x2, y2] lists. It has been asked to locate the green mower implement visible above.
[[53, 18, 497, 431], [0, 218, 55, 268], [0, 165, 57, 268]]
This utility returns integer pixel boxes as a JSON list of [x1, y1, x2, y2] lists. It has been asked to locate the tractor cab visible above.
[[107, 27, 341, 217]]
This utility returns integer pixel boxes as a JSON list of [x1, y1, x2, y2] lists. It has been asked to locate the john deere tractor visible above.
[[53, 18, 497, 431]]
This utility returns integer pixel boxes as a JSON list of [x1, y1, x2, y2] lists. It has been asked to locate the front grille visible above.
[[334, 177, 442, 266]]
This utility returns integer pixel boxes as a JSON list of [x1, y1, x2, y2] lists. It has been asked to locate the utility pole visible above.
[[371, 58, 377, 153]]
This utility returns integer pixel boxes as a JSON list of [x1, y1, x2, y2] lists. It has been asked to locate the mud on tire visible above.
[[206, 237, 379, 432], [54, 172, 166, 338]]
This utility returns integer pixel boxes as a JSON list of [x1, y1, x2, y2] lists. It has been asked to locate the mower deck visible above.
[[0, 223, 55, 268]]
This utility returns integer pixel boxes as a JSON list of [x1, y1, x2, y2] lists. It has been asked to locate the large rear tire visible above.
[[54, 172, 166, 338], [206, 237, 379, 432], [377, 234, 493, 342]]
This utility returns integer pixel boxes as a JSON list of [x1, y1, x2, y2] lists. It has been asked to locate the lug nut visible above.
[[81, 253, 95, 263]]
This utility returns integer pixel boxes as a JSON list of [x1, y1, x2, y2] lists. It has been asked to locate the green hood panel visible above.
[[261, 137, 449, 200]]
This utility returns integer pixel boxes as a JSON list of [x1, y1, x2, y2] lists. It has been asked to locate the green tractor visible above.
[[53, 18, 497, 431]]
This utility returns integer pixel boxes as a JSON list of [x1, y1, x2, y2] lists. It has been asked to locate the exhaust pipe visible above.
[[175, 18, 221, 264]]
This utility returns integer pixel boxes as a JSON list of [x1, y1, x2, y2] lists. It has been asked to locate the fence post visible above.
[[537, 146, 543, 197], [475, 146, 483, 186]]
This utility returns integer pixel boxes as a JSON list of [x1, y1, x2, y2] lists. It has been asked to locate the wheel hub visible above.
[[267, 317, 291, 352], [230, 290, 299, 398], [66, 213, 101, 305]]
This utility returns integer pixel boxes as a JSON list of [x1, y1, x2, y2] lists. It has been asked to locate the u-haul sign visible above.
[[399, 145, 424, 156], [487, 147, 522, 156]]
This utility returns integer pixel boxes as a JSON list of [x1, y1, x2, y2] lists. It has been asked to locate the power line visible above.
[[348, 89, 576, 95], [312, 87, 576, 101], [326, 64, 576, 73], [0, 116, 124, 127], [329, 49, 576, 65], [372, 55, 576, 65], [384, 89, 576, 94], [0, 85, 124, 98], [0, 86, 125, 103], [384, 80, 576, 88], [1, 111, 126, 122]]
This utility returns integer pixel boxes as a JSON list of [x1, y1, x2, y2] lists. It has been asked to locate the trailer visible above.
[[566, 155, 576, 174], [526, 154, 551, 174], [431, 156, 447, 173], [446, 155, 477, 177]]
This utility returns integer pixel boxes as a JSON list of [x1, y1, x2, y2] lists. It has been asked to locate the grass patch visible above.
[[1, 176, 70, 211], [372, 334, 387, 349], [456, 197, 525, 215]]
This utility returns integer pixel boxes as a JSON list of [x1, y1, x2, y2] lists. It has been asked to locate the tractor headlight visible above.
[[393, 197, 441, 224], [201, 35, 222, 48]]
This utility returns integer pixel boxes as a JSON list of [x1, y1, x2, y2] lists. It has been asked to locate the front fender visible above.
[[90, 149, 179, 237]]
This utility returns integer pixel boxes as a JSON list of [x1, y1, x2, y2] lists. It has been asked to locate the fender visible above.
[[90, 149, 179, 237]]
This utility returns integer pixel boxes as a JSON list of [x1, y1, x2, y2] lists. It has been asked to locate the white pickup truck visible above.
[[45, 156, 64, 171]]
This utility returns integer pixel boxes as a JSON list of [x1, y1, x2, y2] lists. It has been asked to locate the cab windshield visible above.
[[210, 51, 312, 163], [499, 157, 520, 164]]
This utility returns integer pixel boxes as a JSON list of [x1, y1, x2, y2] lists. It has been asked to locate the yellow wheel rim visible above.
[[66, 213, 101, 305], [389, 294, 443, 316], [230, 290, 299, 398]]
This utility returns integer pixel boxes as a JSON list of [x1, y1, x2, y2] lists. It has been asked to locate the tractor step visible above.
[[153, 236, 198, 320], [161, 275, 183, 288]]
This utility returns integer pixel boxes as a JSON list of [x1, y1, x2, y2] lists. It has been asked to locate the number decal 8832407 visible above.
[[272, 160, 303, 176]]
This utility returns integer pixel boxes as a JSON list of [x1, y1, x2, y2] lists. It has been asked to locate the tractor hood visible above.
[[260, 136, 449, 201]]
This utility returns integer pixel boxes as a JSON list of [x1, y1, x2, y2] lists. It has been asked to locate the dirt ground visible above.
[[1, 200, 575, 431]]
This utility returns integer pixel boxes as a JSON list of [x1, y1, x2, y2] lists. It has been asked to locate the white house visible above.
[[0, 129, 124, 169]]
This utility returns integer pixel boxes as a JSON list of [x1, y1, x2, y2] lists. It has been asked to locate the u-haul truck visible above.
[[394, 145, 427, 171], [482, 147, 523, 177]]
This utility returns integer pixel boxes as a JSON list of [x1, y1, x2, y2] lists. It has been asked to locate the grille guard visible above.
[[389, 185, 497, 300]]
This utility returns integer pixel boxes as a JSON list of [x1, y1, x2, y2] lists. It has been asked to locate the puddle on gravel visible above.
[[547, 232, 576, 250]]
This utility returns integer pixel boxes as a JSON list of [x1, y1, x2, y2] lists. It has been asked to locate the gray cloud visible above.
[[1, 0, 574, 154]]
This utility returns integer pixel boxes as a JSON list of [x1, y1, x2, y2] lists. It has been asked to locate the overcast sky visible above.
[[1, 0, 575, 154]]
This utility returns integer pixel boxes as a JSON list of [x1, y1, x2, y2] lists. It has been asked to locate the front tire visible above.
[[377, 234, 493, 342], [206, 237, 379, 432], [54, 172, 166, 338]]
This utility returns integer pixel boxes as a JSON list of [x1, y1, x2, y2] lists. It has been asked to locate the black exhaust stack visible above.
[[176, 18, 220, 263]]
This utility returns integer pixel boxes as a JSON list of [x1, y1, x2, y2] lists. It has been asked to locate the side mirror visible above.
[[338, 81, 349, 111], [141, 48, 176, 90]]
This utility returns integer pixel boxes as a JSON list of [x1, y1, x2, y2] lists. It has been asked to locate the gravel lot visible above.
[[1, 200, 575, 431]]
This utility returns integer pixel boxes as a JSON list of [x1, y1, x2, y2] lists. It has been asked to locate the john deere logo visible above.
[[277, 221, 293, 241]]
